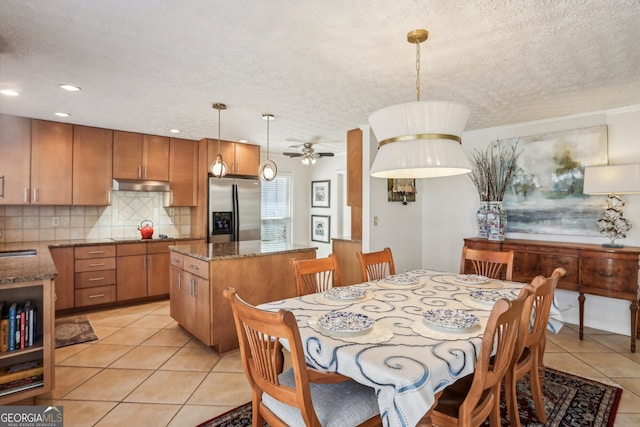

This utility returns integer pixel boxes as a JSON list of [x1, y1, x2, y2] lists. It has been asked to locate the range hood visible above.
[[112, 179, 170, 192]]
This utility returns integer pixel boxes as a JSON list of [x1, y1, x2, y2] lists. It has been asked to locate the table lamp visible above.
[[583, 163, 640, 247]]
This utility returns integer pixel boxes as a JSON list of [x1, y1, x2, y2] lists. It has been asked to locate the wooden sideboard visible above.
[[464, 237, 640, 353]]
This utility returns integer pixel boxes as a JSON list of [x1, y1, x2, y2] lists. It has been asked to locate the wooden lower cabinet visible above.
[[117, 241, 174, 301], [170, 254, 211, 344], [50, 247, 74, 310], [74, 245, 117, 308], [464, 237, 640, 352]]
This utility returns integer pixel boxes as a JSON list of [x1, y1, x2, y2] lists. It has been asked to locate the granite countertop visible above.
[[170, 240, 318, 262], [0, 236, 203, 285]]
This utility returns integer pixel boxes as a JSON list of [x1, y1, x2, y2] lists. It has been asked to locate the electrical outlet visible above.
[[52, 217, 59, 227], [373, 216, 379, 226]]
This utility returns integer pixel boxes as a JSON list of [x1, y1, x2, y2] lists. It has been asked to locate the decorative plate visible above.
[[423, 309, 480, 330], [324, 287, 368, 301], [468, 290, 511, 304], [318, 311, 375, 334], [453, 274, 491, 285], [384, 274, 420, 286], [409, 269, 431, 276]]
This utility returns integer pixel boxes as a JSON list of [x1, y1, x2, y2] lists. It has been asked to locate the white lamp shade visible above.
[[583, 163, 640, 195], [369, 100, 472, 178]]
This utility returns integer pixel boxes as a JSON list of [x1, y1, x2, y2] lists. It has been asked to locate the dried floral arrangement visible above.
[[469, 139, 522, 201]]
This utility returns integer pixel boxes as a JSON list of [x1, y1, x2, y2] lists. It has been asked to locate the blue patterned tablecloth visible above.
[[259, 270, 562, 427]]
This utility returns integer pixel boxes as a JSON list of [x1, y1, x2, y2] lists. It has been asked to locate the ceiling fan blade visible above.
[[318, 152, 334, 157], [283, 152, 303, 157]]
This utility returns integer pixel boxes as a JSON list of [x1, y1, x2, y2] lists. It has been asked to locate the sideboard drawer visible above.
[[579, 257, 638, 297], [75, 270, 117, 289], [75, 285, 116, 307], [511, 252, 578, 287]]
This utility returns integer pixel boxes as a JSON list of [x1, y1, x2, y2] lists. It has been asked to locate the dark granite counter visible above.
[[0, 236, 203, 284], [170, 240, 318, 262]]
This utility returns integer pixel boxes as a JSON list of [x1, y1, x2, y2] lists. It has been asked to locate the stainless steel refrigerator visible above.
[[208, 177, 261, 243]]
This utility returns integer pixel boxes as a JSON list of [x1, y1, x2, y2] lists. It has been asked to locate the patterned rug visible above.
[[195, 368, 622, 427], [55, 315, 99, 348]]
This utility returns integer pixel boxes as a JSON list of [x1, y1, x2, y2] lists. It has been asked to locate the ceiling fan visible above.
[[283, 142, 334, 165]]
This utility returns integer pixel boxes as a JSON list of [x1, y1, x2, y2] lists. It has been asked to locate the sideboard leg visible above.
[[578, 293, 585, 340], [630, 300, 638, 353]]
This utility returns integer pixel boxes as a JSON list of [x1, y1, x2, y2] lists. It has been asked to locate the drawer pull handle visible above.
[[88, 251, 105, 254], [188, 264, 199, 270], [171, 258, 181, 263], [88, 263, 105, 267], [598, 272, 615, 278], [88, 277, 105, 281], [88, 294, 105, 299]]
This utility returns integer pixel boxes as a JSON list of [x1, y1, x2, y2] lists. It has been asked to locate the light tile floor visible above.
[[36, 301, 640, 426]]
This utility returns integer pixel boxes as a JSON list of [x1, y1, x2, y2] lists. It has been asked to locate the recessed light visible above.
[[59, 84, 81, 92], [54, 112, 71, 117], [0, 89, 19, 96], [169, 129, 181, 134]]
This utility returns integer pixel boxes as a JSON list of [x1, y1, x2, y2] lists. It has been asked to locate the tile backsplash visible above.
[[0, 191, 192, 243]]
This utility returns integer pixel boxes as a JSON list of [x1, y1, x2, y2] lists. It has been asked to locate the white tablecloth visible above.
[[258, 270, 562, 427]]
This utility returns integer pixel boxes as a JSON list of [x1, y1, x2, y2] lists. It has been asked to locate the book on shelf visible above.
[[8, 303, 16, 352], [0, 375, 44, 396], [14, 306, 21, 350], [0, 362, 44, 385], [0, 302, 7, 352]]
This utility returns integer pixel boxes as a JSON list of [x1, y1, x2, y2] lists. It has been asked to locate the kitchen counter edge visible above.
[[170, 241, 318, 262]]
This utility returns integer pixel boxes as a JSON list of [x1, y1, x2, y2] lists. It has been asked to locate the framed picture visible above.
[[311, 180, 330, 208], [387, 178, 416, 203], [502, 125, 609, 236], [311, 215, 331, 243]]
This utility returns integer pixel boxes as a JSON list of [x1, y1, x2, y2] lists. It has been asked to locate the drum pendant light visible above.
[[258, 113, 278, 181], [210, 103, 228, 178], [369, 29, 471, 179]]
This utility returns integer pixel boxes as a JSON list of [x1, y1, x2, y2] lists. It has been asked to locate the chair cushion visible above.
[[262, 368, 380, 426]]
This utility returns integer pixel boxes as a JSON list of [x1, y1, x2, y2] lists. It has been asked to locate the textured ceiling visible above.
[[1, 0, 639, 156]]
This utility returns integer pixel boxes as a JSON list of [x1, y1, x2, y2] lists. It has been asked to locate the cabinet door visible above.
[[73, 125, 113, 205], [116, 254, 148, 300], [170, 265, 186, 325], [113, 130, 144, 179], [148, 252, 170, 296], [0, 115, 31, 205], [31, 120, 73, 205], [143, 135, 169, 181], [208, 139, 235, 173], [187, 272, 211, 344], [50, 247, 74, 311], [234, 143, 260, 176], [167, 138, 198, 206]]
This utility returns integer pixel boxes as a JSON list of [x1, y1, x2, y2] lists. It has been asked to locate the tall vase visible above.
[[475, 201, 489, 238], [487, 201, 507, 241]]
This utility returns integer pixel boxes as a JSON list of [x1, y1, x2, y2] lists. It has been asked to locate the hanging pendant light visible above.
[[258, 113, 278, 181], [210, 103, 228, 178], [369, 29, 471, 179]]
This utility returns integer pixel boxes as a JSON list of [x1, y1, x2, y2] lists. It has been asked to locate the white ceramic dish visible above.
[[453, 274, 491, 285], [384, 274, 420, 286], [468, 290, 511, 304], [318, 311, 375, 334], [423, 308, 480, 330], [324, 287, 368, 301]]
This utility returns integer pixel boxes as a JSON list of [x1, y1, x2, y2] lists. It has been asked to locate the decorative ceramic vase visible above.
[[487, 201, 507, 241], [475, 201, 489, 238]]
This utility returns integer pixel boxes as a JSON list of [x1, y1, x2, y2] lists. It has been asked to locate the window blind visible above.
[[261, 173, 292, 243]]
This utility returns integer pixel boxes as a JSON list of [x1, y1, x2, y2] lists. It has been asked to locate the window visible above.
[[261, 173, 292, 243]]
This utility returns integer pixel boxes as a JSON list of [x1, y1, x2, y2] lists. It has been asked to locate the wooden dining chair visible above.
[[504, 267, 566, 427], [356, 247, 396, 282], [291, 254, 343, 297], [223, 287, 382, 427], [430, 283, 536, 427], [460, 246, 515, 281]]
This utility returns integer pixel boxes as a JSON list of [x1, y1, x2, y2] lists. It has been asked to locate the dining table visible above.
[[258, 269, 563, 427]]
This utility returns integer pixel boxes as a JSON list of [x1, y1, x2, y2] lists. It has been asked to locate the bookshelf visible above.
[[0, 278, 54, 404]]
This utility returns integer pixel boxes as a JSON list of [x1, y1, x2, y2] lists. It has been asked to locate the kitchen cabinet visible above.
[[117, 241, 173, 301], [74, 245, 117, 308], [206, 139, 260, 177], [0, 278, 55, 404], [73, 125, 113, 205], [31, 120, 73, 205], [113, 131, 169, 181], [165, 138, 198, 206], [0, 115, 31, 205], [346, 128, 363, 240], [50, 247, 74, 311]]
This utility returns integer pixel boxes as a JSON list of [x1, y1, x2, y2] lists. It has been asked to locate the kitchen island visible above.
[[169, 240, 316, 353]]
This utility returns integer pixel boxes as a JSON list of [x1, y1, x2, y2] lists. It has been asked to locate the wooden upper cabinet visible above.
[[347, 128, 363, 240], [206, 139, 259, 177], [31, 119, 73, 205], [113, 131, 169, 180], [0, 115, 31, 205], [167, 138, 198, 206], [73, 125, 113, 205]]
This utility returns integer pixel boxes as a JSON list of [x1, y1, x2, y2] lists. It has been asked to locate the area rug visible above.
[[55, 315, 99, 348], [195, 368, 622, 427]]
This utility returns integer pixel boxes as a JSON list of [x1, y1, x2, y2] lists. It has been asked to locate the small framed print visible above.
[[311, 215, 331, 243], [311, 180, 330, 208]]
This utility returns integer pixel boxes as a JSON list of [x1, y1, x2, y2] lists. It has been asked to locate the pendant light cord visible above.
[[415, 39, 421, 102]]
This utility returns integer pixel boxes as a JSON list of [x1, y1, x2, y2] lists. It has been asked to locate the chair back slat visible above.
[[460, 246, 514, 281], [356, 247, 396, 282], [292, 254, 342, 296]]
